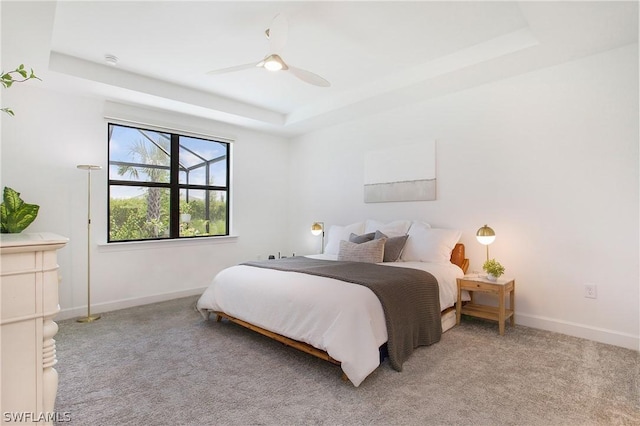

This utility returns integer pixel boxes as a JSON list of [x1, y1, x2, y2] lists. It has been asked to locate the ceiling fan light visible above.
[[264, 59, 283, 71], [261, 54, 287, 72]]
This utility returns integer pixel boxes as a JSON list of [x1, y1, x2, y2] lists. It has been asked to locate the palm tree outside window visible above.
[[107, 123, 230, 242]]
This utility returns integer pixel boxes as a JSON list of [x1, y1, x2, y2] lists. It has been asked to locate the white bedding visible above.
[[196, 257, 465, 387]]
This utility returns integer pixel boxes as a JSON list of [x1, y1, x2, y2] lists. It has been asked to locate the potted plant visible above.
[[180, 201, 192, 223], [2, 64, 40, 116], [483, 258, 505, 282], [0, 187, 40, 233]]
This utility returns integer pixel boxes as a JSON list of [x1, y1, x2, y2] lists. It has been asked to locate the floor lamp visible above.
[[77, 164, 102, 323]]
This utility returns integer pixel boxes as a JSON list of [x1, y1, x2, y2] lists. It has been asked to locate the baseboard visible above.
[[516, 312, 639, 351], [55, 287, 208, 321]]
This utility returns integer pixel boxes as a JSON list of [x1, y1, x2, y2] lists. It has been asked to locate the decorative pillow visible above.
[[338, 238, 386, 263], [374, 231, 409, 262], [324, 222, 365, 255], [349, 232, 375, 244], [400, 225, 462, 263], [364, 219, 412, 237]]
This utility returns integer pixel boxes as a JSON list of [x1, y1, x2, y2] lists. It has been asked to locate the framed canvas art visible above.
[[364, 141, 436, 203]]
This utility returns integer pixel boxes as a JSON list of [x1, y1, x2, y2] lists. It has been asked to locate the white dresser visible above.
[[0, 233, 68, 425]]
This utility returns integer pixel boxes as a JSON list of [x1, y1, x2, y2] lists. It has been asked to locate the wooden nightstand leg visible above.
[[510, 285, 515, 327], [498, 287, 505, 335], [456, 282, 462, 325]]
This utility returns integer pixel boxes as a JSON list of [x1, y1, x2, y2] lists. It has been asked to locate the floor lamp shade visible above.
[[476, 224, 496, 262], [77, 164, 102, 323]]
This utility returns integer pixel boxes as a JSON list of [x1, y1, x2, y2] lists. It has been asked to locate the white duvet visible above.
[[196, 257, 464, 387]]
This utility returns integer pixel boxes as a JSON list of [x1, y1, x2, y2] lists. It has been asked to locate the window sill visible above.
[[97, 235, 238, 252]]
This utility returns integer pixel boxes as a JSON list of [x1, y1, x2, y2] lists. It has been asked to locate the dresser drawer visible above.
[[0, 251, 38, 274], [460, 280, 499, 293], [1, 273, 37, 320]]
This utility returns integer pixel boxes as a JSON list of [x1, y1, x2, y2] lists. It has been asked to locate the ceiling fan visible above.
[[207, 14, 330, 87]]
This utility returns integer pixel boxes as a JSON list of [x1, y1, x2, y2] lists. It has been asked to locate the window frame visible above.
[[107, 122, 231, 243]]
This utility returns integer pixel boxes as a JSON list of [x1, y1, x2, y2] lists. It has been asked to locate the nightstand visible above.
[[456, 276, 515, 335]]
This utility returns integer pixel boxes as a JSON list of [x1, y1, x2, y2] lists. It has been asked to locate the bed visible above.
[[197, 220, 469, 387]]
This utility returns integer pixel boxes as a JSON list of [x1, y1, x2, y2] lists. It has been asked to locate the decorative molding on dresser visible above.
[[1, 232, 68, 425]]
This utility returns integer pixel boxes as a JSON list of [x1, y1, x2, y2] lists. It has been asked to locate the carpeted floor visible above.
[[54, 296, 639, 425]]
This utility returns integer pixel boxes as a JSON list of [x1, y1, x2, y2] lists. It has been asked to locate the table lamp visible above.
[[476, 224, 496, 262], [311, 222, 324, 254]]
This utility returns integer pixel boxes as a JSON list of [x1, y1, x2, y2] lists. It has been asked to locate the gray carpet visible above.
[[54, 296, 639, 425]]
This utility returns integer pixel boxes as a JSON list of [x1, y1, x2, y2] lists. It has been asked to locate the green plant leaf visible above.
[[3, 187, 24, 213], [0, 187, 39, 233], [482, 258, 505, 277], [0, 204, 8, 233], [2, 65, 41, 114], [5, 203, 39, 233]]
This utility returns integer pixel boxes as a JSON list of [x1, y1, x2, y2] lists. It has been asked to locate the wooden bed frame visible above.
[[213, 243, 469, 377]]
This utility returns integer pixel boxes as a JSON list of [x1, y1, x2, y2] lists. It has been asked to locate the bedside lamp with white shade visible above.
[[476, 224, 496, 262], [311, 222, 324, 254]]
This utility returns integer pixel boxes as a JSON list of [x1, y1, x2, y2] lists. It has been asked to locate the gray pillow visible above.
[[375, 230, 409, 262], [349, 232, 375, 244], [338, 238, 386, 263]]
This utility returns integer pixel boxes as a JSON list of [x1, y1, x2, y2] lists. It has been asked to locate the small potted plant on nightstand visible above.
[[483, 259, 505, 282]]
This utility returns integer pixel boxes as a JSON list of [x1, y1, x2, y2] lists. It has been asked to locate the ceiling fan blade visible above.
[[268, 13, 288, 53], [288, 65, 331, 87], [206, 62, 257, 75]]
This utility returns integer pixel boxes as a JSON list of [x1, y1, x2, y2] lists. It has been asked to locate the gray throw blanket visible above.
[[241, 257, 442, 372]]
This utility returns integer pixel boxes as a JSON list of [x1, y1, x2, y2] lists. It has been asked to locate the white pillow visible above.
[[324, 222, 365, 255], [364, 219, 412, 237], [400, 225, 461, 263], [409, 220, 431, 230], [338, 238, 386, 263]]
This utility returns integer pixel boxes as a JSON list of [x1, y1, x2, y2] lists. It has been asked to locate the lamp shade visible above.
[[311, 222, 324, 236], [476, 224, 496, 245]]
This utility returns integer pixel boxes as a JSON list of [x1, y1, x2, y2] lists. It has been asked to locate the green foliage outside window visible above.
[[108, 123, 230, 242], [109, 195, 170, 241]]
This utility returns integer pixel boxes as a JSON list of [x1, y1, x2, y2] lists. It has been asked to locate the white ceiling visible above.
[[4, 1, 639, 136]]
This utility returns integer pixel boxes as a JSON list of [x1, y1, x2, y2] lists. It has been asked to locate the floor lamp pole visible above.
[[77, 164, 102, 323]]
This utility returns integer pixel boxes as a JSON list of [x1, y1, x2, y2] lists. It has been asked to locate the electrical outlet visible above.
[[584, 284, 597, 299]]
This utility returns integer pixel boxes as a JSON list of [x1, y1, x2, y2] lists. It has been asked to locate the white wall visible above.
[[1, 86, 291, 319], [1, 1, 636, 351], [287, 44, 639, 350]]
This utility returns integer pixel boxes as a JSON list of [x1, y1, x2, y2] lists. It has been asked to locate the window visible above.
[[108, 123, 230, 242]]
